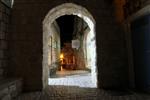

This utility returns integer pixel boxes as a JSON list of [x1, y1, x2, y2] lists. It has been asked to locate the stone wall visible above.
[[48, 21, 60, 66], [0, 79, 22, 100], [61, 43, 76, 70], [126, 2, 150, 89], [143, 0, 150, 6], [10, 0, 129, 91], [73, 16, 87, 70], [114, 0, 150, 22], [83, 28, 93, 70], [0, 2, 10, 80], [48, 22, 60, 76]]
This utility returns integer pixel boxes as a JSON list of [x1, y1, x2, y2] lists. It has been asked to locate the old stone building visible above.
[[0, 0, 150, 100]]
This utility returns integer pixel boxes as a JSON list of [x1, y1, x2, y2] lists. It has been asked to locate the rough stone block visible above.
[[0, 69, 3, 76], [0, 50, 4, 59], [0, 22, 6, 32], [0, 79, 22, 100], [0, 31, 5, 39], [0, 88, 9, 98], [5, 8, 10, 15], [9, 0, 129, 90], [0, 60, 2, 68], [1, 94, 11, 100], [0, 12, 2, 20], [2, 60, 7, 68], [9, 84, 17, 97], [0, 40, 7, 50], [16, 80, 22, 93]]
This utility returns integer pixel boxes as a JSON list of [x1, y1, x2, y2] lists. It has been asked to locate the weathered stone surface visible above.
[[9, 84, 17, 97], [0, 2, 10, 81], [43, 3, 98, 88], [1, 94, 11, 100], [10, 0, 129, 91], [0, 88, 9, 98], [0, 69, 4, 76], [0, 79, 22, 100], [15, 86, 150, 100]]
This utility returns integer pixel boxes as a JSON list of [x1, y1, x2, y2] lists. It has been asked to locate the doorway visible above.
[[43, 3, 97, 88]]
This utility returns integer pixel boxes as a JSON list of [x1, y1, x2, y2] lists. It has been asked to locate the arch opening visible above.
[[43, 3, 97, 88]]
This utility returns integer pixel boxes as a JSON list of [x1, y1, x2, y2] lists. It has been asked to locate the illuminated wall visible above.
[[48, 21, 60, 66]]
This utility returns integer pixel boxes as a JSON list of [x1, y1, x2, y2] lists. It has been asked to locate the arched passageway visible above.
[[43, 3, 97, 88]]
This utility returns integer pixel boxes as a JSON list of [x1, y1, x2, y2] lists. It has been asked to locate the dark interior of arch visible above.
[[56, 15, 88, 48]]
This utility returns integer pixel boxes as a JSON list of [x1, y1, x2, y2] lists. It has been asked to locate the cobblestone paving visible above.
[[49, 70, 95, 88], [15, 86, 150, 100], [16, 69, 150, 100]]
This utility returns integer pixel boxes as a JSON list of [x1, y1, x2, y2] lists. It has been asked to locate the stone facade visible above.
[[48, 21, 60, 66], [42, 3, 98, 88], [0, 79, 22, 100], [9, 0, 129, 91], [0, 1, 10, 80], [0, 2, 23, 99], [61, 43, 76, 70], [48, 21, 61, 76]]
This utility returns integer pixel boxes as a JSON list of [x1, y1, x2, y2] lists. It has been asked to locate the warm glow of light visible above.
[[60, 66, 64, 71], [60, 53, 64, 59], [60, 53, 64, 71]]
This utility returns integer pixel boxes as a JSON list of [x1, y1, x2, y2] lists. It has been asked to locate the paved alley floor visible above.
[[48, 70, 95, 88], [15, 86, 150, 100], [15, 70, 150, 100]]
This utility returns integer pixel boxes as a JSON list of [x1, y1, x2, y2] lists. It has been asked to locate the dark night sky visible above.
[[56, 15, 75, 47]]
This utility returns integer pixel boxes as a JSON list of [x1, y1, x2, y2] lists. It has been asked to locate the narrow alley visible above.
[[1, 0, 150, 100]]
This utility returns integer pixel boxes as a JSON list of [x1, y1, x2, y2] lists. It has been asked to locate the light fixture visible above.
[[60, 53, 64, 59]]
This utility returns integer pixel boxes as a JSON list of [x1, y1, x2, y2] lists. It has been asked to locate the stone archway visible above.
[[43, 3, 97, 89]]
